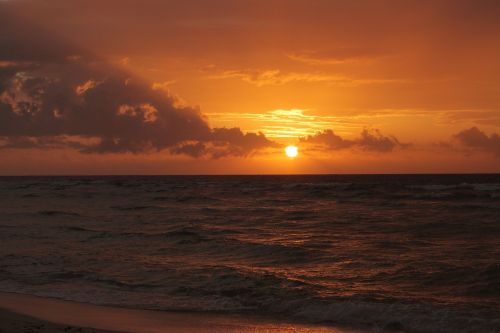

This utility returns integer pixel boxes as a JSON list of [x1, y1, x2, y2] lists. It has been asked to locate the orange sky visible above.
[[1, 0, 500, 174]]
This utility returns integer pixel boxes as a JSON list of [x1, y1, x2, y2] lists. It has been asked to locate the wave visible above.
[[110, 205, 158, 211], [38, 210, 81, 217], [3, 266, 498, 333], [286, 298, 499, 333]]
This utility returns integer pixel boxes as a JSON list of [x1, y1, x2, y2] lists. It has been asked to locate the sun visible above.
[[285, 145, 299, 158]]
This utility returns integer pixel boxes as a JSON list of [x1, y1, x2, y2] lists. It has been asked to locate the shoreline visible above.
[[0, 292, 361, 333], [0, 307, 119, 333]]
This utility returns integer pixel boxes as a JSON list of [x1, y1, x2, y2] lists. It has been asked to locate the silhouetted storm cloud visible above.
[[0, 8, 276, 158], [300, 129, 409, 152], [454, 127, 500, 156]]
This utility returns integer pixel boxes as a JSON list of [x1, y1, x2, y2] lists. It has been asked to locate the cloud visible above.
[[0, 11, 276, 158], [169, 128, 278, 158], [210, 69, 335, 86], [170, 142, 207, 158], [0, 135, 91, 150], [208, 128, 278, 158], [209, 69, 405, 87], [0, 60, 209, 153], [443, 110, 500, 127], [288, 48, 380, 65], [454, 127, 500, 156], [299, 129, 352, 150], [300, 129, 409, 152], [208, 109, 344, 139]]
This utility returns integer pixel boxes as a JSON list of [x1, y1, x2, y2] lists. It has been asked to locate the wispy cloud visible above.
[[208, 109, 355, 139], [208, 69, 406, 87], [442, 109, 500, 126], [287, 48, 380, 65]]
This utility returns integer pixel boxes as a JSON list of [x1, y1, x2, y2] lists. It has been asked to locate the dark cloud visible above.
[[0, 60, 210, 153], [168, 129, 278, 159], [357, 129, 409, 152], [0, 10, 276, 158], [209, 128, 278, 157], [454, 127, 500, 156], [299, 129, 351, 150], [170, 142, 207, 158], [300, 129, 409, 152], [0, 136, 89, 151]]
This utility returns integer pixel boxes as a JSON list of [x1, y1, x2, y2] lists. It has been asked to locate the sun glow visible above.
[[285, 145, 299, 158]]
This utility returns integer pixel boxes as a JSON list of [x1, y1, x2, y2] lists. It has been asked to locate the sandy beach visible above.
[[0, 292, 359, 333]]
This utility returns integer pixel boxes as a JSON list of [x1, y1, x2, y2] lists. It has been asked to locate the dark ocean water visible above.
[[0, 175, 499, 332]]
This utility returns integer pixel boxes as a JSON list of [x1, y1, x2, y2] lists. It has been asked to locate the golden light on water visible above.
[[285, 145, 299, 158]]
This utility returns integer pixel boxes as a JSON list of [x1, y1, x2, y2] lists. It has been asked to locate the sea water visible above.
[[0, 175, 499, 332]]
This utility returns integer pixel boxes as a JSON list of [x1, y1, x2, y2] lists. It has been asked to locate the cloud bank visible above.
[[0, 9, 276, 158]]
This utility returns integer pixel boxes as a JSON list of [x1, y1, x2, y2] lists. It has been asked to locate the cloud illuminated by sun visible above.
[[208, 109, 349, 140]]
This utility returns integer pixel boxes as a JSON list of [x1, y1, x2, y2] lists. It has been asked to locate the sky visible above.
[[1, 0, 500, 174]]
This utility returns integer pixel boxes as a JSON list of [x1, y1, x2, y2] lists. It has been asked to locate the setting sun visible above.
[[285, 145, 299, 158]]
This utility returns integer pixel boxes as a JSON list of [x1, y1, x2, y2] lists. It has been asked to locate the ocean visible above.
[[0, 175, 499, 332]]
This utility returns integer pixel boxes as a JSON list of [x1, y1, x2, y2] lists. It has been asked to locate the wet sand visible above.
[[0, 307, 117, 333], [0, 292, 360, 333]]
